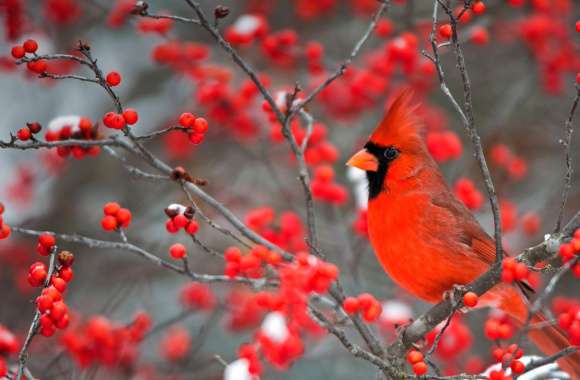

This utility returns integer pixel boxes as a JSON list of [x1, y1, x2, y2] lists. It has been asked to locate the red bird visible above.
[[346, 90, 580, 378]]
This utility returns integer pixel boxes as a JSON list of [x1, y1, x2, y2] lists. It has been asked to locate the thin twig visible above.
[[554, 85, 580, 232]]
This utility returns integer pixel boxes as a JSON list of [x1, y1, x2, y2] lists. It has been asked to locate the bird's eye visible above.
[[384, 147, 399, 160]]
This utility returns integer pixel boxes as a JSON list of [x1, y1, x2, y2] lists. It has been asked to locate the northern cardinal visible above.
[[346, 90, 580, 378]]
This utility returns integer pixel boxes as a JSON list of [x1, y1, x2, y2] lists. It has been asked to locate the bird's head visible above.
[[346, 90, 427, 199]]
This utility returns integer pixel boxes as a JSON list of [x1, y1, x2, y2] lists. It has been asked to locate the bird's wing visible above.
[[430, 189, 496, 265]]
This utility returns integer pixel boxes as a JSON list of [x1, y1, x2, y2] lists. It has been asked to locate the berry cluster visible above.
[[262, 29, 299, 67], [169, 243, 187, 260], [491, 343, 526, 377], [342, 293, 383, 322], [0, 203, 10, 240], [406, 349, 428, 376], [16, 121, 41, 141], [454, 178, 484, 211], [33, 248, 75, 337], [45, 117, 102, 159], [102, 108, 139, 129], [558, 228, 580, 277], [425, 316, 473, 362], [10, 39, 48, 74], [490, 144, 528, 181], [136, 16, 173, 36], [61, 311, 151, 368], [311, 165, 348, 205], [226, 251, 338, 375], [151, 40, 209, 68], [164, 203, 199, 235], [484, 313, 514, 341], [177, 112, 209, 145], [245, 207, 306, 252], [426, 131, 463, 163], [500, 257, 530, 283], [555, 298, 580, 345], [224, 245, 282, 278], [100, 202, 132, 231]]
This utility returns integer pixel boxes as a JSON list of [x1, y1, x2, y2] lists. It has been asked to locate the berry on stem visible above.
[[11, 45, 25, 59], [106, 71, 121, 86], [463, 291, 478, 307], [169, 243, 186, 259], [439, 24, 452, 39], [23, 39, 38, 53]]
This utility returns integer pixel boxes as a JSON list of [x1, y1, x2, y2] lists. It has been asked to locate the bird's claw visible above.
[[443, 285, 470, 313]]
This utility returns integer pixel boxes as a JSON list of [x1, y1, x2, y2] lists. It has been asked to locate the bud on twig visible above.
[[26, 122, 42, 134], [132, 1, 149, 15], [58, 250, 75, 267], [184, 206, 195, 220], [214, 5, 230, 20]]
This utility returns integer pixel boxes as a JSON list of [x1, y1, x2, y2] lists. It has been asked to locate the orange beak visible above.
[[346, 149, 378, 172]]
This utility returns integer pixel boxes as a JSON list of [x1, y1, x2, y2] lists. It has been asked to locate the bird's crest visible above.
[[369, 89, 422, 148]]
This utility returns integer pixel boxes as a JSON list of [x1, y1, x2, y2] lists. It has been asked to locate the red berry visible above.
[[439, 24, 452, 39], [103, 112, 116, 128], [23, 39, 38, 53], [50, 302, 67, 322], [407, 350, 424, 364], [0, 223, 10, 239], [30, 266, 48, 284], [39, 314, 54, 329], [59, 267, 73, 282], [116, 208, 132, 228], [463, 291, 478, 307], [511, 360, 525, 374], [224, 247, 242, 262], [357, 293, 374, 309], [173, 214, 189, 229], [185, 220, 199, 234], [193, 117, 208, 133], [17, 127, 31, 141], [106, 71, 121, 86], [11, 45, 25, 59], [36, 295, 53, 313], [51, 277, 67, 293], [576, 21, 580, 33], [576, 73, 580, 86], [471, 1, 485, 14], [513, 262, 529, 280], [39, 233, 56, 249], [412, 361, 428, 375], [342, 297, 360, 314], [40, 325, 56, 337], [178, 112, 196, 128], [110, 113, 126, 129], [42, 286, 62, 302], [122, 108, 139, 125], [27, 59, 47, 73], [169, 243, 186, 259], [188, 132, 204, 144], [103, 202, 120, 216], [101, 215, 118, 231]]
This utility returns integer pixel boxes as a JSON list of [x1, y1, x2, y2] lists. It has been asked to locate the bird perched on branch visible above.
[[346, 90, 580, 378]]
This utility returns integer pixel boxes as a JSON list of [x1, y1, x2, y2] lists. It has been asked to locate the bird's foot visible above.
[[442, 284, 470, 313]]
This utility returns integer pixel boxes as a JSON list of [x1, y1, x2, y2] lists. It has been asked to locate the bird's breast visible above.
[[367, 192, 485, 303]]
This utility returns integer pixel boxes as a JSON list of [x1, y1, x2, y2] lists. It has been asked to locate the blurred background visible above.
[[1, 0, 580, 379]]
